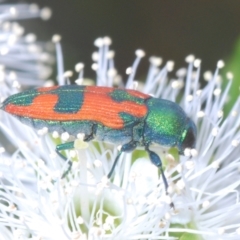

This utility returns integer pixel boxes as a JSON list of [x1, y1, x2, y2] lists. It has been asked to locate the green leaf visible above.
[[223, 37, 240, 115], [179, 232, 203, 240]]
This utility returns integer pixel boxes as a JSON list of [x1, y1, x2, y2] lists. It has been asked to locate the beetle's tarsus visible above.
[[145, 146, 174, 208], [56, 142, 75, 179], [107, 151, 122, 179]]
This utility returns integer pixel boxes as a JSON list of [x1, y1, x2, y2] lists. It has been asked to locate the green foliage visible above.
[[170, 223, 204, 240], [179, 232, 203, 240], [223, 37, 240, 114]]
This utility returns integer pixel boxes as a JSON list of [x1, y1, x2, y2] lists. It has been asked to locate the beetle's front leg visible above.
[[107, 141, 137, 179], [145, 146, 174, 209]]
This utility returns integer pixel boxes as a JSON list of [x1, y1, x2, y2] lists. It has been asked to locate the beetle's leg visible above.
[[145, 146, 174, 209], [107, 141, 137, 179], [56, 141, 74, 178], [84, 124, 97, 142], [107, 152, 122, 179], [56, 124, 97, 179]]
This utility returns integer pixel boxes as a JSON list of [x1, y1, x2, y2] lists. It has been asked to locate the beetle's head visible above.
[[178, 118, 197, 155]]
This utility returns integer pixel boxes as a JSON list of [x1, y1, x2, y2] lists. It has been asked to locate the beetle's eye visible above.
[[182, 127, 196, 150]]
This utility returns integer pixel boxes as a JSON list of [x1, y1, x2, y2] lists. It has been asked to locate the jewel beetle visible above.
[[1, 85, 197, 206]]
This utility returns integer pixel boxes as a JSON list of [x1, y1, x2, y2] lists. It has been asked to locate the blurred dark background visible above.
[[23, 0, 240, 80]]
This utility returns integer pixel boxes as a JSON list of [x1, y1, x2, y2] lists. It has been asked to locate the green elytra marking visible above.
[[52, 85, 86, 114], [110, 89, 145, 104], [119, 112, 142, 127], [3, 85, 86, 115], [3, 89, 38, 106]]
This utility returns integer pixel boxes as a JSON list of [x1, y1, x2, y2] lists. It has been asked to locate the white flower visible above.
[[0, 4, 53, 85], [0, 5, 240, 240]]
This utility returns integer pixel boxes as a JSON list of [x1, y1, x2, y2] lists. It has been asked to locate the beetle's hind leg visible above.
[[56, 125, 138, 180], [145, 146, 174, 209], [55, 124, 97, 179], [56, 141, 75, 179], [107, 141, 137, 179]]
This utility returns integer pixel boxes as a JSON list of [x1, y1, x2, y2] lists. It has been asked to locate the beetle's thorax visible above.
[[143, 98, 195, 151]]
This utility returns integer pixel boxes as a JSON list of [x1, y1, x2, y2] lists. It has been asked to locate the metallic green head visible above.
[[144, 98, 197, 155]]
